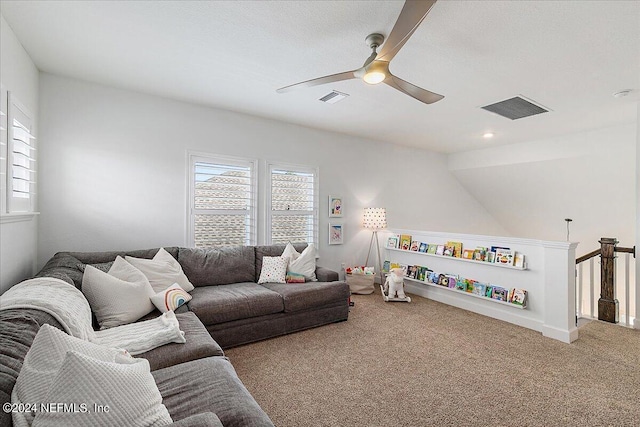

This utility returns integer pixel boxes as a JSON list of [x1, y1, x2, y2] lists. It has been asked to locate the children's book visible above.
[[454, 279, 466, 291], [418, 242, 428, 253], [387, 236, 399, 249], [514, 253, 525, 268], [491, 286, 509, 302], [410, 241, 420, 251], [486, 251, 496, 263], [400, 235, 412, 251], [427, 244, 438, 254], [443, 245, 454, 257], [509, 288, 528, 306], [465, 279, 475, 293], [472, 282, 486, 296], [446, 241, 463, 258], [462, 249, 475, 260], [382, 260, 391, 273], [491, 246, 510, 253], [495, 249, 515, 266], [436, 245, 445, 256], [390, 262, 400, 270], [485, 285, 494, 298], [417, 266, 429, 282], [407, 265, 418, 279], [427, 271, 439, 284], [473, 247, 488, 262], [446, 275, 457, 289], [437, 274, 449, 287]]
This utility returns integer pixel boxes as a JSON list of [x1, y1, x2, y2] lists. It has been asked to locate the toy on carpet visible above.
[[381, 268, 411, 303]]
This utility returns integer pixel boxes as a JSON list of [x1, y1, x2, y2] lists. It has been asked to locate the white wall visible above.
[[0, 15, 39, 293], [37, 73, 505, 274], [448, 124, 637, 254]]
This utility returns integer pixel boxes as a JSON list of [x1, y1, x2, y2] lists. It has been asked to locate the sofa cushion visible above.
[[151, 283, 193, 313], [169, 412, 224, 427], [257, 256, 288, 284], [260, 281, 350, 313], [36, 248, 180, 290], [282, 242, 317, 281], [187, 283, 284, 325], [0, 309, 65, 427], [153, 357, 274, 427], [255, 243, 307, 282], [178, 246, 256, 286], [139, 312, 224, 371], [126, 248, 195, 292], [82, 257, 156, 329]]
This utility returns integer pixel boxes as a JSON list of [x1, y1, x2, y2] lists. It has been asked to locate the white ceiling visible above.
[[2, 0, 639, 153]]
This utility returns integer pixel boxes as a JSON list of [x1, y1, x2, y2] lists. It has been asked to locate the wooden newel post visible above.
[[598, 237, 619, 323]]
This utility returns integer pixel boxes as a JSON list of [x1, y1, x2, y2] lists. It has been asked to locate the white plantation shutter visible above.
[[189, 154, 257, 248], [6, 93, 36, 213], [267, 164, 318, 245]]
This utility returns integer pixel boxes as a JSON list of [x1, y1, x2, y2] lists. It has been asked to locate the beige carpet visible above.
[[225, 290, 640, 426]]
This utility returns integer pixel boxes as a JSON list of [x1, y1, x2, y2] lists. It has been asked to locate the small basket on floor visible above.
[[346, 273, 375, 295]]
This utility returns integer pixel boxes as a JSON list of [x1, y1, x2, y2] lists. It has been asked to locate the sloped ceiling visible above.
[[1, 0, 638, 153]]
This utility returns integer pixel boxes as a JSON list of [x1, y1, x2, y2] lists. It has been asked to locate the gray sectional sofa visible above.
[[0, 244, 350, 426]]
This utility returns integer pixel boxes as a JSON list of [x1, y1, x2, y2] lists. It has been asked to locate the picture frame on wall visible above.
[[328, 223, 344, 245], [328, 195, 343, 217]]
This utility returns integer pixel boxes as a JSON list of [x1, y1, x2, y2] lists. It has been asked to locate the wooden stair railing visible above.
[[575, 238, 635, 323]]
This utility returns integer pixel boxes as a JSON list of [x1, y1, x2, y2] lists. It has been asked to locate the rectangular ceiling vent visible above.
[[481, 96, 549, 120], [319, 90, 349, 104]]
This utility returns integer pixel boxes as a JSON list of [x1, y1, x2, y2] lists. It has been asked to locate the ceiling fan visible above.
[[276, 0, 443, 105]]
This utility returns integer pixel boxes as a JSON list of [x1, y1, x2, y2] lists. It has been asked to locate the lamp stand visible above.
[[365, 230, 383, 284]]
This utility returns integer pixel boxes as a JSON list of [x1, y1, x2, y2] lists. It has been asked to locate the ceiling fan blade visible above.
[[276, 70, 358, 93], [376, 0, 438, 62], [384, 73, 444, 104]]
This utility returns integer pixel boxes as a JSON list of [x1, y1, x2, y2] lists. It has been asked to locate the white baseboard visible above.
[[404, 282, 555, 338]]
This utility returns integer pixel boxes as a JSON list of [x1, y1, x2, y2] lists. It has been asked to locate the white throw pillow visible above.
[[125, 248, 194, 293], [258, 256, 289, 284], [12, 324, 135, 427], [150, 283, 193, 313], [33, 351, 172, 427], [82, 256, 156, 329], [282, 243, 317, 281]]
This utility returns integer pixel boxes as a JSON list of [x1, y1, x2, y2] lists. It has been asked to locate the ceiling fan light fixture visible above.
[[363, 71, 386, 85]]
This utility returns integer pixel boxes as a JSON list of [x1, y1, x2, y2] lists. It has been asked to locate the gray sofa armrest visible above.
[[168, 412, 223, 427], [315, 266, 339, 282]]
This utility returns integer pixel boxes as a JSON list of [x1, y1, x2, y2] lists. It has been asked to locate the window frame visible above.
[[186, 151, 258, 248], [0, 92, 38, 217], [265, 161, 319, 246]]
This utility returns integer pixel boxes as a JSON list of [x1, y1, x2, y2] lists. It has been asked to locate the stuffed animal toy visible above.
[[383, 268, 407, 299]]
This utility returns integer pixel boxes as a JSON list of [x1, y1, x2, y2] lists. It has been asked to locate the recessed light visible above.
[[483, 132, 494, 139], [613, 89, 633, 98]]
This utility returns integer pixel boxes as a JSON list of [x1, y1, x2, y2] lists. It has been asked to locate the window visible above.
[[188, 154, 257, 248], [3, 91, 37, 214], [267, 163, 318, 245]]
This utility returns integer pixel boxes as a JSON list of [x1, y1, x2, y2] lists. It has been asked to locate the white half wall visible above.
[[636, 102, 639, 329], [37, 74, 506, 275], [0, 15, 39, 293]]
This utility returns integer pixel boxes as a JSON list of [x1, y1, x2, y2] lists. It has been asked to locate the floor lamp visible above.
[[363, 208, 387, 283]]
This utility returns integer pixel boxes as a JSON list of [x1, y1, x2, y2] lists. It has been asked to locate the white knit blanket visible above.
[[94, 311, 185, 355], [0, 277, 185, 354], [0, 277, 96, 341]]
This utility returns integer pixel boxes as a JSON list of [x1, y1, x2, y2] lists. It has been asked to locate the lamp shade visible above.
[[363, 208, 387, 230]]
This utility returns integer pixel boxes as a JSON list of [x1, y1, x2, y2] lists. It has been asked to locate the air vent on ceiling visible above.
[[319, 90, 349, 104], [481, 96, 549, 120]]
